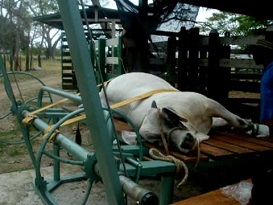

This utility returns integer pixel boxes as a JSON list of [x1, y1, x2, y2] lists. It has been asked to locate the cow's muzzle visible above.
[[168, 128, 197, 153]]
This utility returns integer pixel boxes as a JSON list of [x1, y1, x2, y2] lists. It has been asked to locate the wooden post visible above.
[[221, 32, 231, 103], [166, 36, 176, 86], [198, 38, 208, 95], [188, 27, 199, 92], [177, 27, 188, 91], [207, 29, 230, 103], [207, 29, 220, 101]]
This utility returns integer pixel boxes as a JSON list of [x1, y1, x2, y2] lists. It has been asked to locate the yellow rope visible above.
[[30, 97, 76, 115], [22, 87, 178, 142], [43, 125, 60, 142], [28, 89, 178, 127], [110, 89, 177, 109], [22, 114, 37, 125]]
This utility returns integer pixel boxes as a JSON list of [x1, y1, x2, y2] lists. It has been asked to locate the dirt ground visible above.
[[0, 67, 260, 204]]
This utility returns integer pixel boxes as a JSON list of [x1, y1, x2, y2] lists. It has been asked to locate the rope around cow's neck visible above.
[[167, 127, 201, 170], [147, 109, 201, 188]]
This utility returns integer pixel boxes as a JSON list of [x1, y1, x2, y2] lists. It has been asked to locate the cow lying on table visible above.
[[99, 72, 269, 154]]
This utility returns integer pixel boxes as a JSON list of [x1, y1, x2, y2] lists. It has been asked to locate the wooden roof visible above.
[[33, 5, 121, 30]]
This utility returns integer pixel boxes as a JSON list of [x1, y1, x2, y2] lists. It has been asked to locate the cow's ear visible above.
[[161, 107, 188, 123], [151, 100, 157, 108]]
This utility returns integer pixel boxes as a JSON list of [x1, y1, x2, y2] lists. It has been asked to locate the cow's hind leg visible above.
[[206, 98, 250, 129], [207, 98, 270, 137]]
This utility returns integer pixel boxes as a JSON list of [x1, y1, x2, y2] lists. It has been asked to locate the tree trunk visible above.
[[38, 55, 42, 67], [25, 46, 30, 71]]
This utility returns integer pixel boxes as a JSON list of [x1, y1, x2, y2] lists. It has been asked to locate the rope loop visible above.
[[148, 148, 189, 188]]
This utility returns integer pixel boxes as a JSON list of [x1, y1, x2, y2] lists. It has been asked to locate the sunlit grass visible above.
[[0, 57, 62, 83]]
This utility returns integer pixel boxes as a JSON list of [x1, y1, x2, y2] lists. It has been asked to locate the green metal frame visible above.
[[0, 1, 178, 204]]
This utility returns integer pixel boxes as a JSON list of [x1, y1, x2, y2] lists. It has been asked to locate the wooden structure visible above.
[[152, 27, 265, 104], [113, 117, 273, 204], [91, 37, 124, 84], [36, 5, 123, 90], [61, 33, 78, 90]]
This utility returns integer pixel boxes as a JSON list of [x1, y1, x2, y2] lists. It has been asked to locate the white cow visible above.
[[99, 72, 269, 153]]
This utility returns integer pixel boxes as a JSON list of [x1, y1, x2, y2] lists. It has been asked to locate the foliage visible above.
[[0, 16, 17, 51], [197, 11, 273, 36]]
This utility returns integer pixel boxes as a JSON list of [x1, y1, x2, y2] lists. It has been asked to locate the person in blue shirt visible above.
[[251, 39, 273, 123], [249, 39, 273, 205]]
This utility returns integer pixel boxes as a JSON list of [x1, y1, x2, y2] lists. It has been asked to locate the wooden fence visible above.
[[61, 27, 270, 119], [150, 27, 267, 108]]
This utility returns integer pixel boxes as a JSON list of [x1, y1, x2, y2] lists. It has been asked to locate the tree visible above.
[[27, 0, 60, 60], [0, 0, 32, 71], [196, 11, 273, 36]]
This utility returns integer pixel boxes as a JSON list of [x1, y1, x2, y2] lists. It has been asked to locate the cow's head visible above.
[[139, 101, 209, 154]]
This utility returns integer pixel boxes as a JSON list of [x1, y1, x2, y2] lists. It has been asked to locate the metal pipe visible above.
[[92, 164, 159, 205], [38, 86, 82, 104], [119, 175, 159, 205], [21, 110, 90, 161]]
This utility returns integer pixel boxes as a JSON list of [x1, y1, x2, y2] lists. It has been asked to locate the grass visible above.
[[0, 58, 62, 83], [0, 59, 61, 156]]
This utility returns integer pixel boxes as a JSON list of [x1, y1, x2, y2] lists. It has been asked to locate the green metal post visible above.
[[98, 38, 106, 81], [160, 174, 174, 205], [56, 1, 125, 205], [53, 117, 60, 182], [117, 36, 123, 75]]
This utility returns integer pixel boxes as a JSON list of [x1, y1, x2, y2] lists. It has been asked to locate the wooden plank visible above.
[[228, 98, 260, 104], [199, 58, 262, 69], [199, 143, 234, 157], [106, 37, 119, 46], [230, 81, 260, 93], [106, 57, 119, 65], [199, 34, 264, 46], [213, 135, 273, 152], [171, 187, 240, 205], [203, 138, 254, 154], [172, 179, 252, 205], [217, 131, 273, 149], [231, 73, 261, 79], [113, 118, 133, 134]]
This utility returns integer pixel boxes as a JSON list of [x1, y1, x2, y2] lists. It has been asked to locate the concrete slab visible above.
[[0, 166, 109, 205], [0, 166, 168, 205], [0, 165, 204, 205]]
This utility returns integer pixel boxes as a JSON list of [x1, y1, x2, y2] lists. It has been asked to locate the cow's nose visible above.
[[185, 133, 194, 142], [180, 133, 195, 151]]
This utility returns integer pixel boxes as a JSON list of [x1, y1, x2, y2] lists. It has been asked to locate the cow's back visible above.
[[102, 72, 175, 103]]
